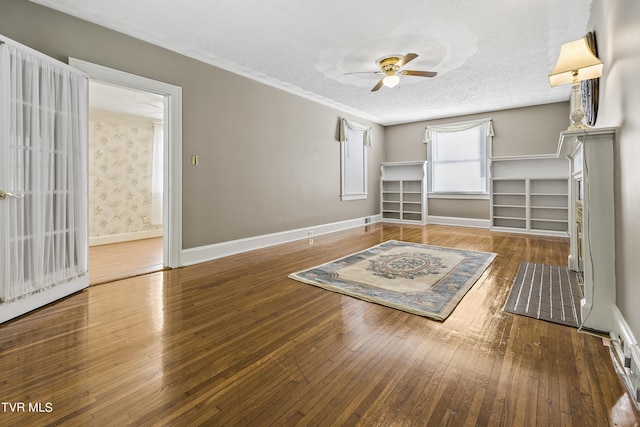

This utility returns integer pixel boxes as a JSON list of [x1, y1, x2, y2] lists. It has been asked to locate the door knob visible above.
[[0, 190, 24, 200]]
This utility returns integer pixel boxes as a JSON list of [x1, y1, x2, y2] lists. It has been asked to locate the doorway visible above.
[[69, 58, 183, 277], [87, 81, 165, 284]]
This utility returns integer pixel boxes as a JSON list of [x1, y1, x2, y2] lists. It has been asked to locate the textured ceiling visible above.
[[90, 81, 164, 121], [32, 0, 592, 125]]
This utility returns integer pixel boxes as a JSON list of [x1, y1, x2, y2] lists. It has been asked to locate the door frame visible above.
[[70, 58, 183, 268]]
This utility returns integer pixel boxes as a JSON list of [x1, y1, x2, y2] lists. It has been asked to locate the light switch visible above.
[[191, 155, 198, 166]]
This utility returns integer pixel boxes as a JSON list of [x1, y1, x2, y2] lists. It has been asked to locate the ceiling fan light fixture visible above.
[[383, 74, 400, 88]]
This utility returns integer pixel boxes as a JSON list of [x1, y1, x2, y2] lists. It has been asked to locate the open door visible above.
[[0, 36, 89, 323]]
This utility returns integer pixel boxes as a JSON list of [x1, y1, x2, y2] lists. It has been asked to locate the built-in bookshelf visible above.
[[490, 157, 570, 236], [380, 161, 427, 224]]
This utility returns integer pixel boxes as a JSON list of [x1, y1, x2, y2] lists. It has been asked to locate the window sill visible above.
[[341, 193, 368, 201], [428, 193, 490, 200]]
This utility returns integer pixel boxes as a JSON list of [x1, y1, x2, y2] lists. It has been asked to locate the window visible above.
[[339, 118, 371, 201], [425, 119, 493, 195]]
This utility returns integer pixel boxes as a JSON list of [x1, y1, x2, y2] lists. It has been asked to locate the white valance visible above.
[[339, 118, 372, 147], [423, 118, 494, 144]]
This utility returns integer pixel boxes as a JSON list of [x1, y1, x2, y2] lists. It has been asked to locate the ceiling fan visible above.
[[345, 53, 437, 92]]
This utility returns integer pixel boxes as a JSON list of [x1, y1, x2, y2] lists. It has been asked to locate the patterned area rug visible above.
[[288, 240, 496, 321], [504, 262, 583, 327]]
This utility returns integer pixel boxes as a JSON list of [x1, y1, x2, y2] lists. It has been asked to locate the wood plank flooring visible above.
[[89, 237, 164, 285], [1, 224, 638, 426]]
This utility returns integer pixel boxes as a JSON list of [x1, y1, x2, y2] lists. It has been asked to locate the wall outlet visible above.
[[142, 216, 151, 224]]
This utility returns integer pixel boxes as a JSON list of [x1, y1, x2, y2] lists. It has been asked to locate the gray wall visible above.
[[589, 0, 640, 346], [0, 0, 384, 249], [385, 103, 570, 219]]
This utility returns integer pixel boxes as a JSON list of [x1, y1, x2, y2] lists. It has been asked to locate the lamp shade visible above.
[[383, 74, 400, 88], [548, 37, 603, 87]]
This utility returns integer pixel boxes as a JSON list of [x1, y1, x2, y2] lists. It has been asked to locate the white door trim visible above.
[[69, 58, 183, 268]]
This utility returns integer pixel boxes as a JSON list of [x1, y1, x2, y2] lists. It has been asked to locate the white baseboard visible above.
[[427, 215, 490, 229], [181, 214, 382, 266], [0, 276, 88, 324], [609, 305, 640, 410], [90, 229, 163, 246], [490, 226, 569, 238]]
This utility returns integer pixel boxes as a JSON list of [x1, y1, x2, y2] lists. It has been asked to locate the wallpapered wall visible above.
[[89, 112, 163, 240]]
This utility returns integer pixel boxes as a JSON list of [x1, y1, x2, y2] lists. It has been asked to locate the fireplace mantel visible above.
[[557, 127, 616, 333]]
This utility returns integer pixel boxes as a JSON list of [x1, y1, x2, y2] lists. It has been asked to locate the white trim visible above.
[[69, 58, 183, 268], [341, 194, 368, 201], [491, 226, 569, 238], [609, 305, 640, 411], [428, 193, 490, 200], [181, 215, 381, 266], [426, 215, 490, 229], [0, 276, 87, 324], [491, 154, 558, 161], [556, 126, 618, 158], [90, 108, 163, 126], [89, 229, 163, 246], [381, 161, 427, 167]]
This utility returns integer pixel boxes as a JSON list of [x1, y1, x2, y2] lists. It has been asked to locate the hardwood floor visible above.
[[89, 237, 164, 285], [1, 224, 638, 426]]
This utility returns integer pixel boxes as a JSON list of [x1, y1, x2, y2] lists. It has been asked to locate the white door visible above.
[[0, 36, 89, 323]]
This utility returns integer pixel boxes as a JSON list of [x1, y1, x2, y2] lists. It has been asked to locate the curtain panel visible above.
[[423, 118, 494, 144], [339, 118, 372, 147], [151, 124, 163, 225], [0, 40, 88, 302]]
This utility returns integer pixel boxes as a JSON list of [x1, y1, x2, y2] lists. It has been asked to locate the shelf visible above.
[[493, 218, 526, 229], [530, 179, 567, 194], [493, 206, 525, 219], [402, 212, 423, 221], [380, 162, 427, 225], [490, 161, 569, 236], [382, 212, 401, 220], [531, 220, 568, 232], [493, 179, 526, 193], [382, 181, 400, 192], [382, 202, 401, 211]]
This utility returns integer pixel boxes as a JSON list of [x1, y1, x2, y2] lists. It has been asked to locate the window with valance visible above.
[[423, 119, 493, 195]]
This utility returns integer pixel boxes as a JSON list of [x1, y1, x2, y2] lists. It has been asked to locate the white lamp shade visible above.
[[383, 74, 400, 88], [549, 37, 603, 87]]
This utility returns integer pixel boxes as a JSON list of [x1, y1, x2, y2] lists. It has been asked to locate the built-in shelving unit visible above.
[[490, 157, 570, 236], [380, 161, 427, 224]]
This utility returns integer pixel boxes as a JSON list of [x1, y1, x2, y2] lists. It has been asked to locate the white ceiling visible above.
[[34, 0, 592, 126], [89, 81, 164, 121]]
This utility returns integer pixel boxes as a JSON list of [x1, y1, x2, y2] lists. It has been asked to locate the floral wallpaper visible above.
[[89, 114, 162, 238]]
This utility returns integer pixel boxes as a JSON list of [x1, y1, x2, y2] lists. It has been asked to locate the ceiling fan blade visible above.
[[395, 53, 418, 68], [371, 77, 385, 92], [343, 71, 384, 75], [400, 70, 437, 78]]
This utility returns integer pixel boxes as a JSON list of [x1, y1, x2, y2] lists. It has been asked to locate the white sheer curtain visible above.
[[0, 41, 88, 302], [424, 119, 493, 194], [151, 124, 163, 225], [339, 118, 372, 147]]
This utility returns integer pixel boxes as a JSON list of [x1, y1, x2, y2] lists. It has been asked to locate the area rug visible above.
[[504, 262, 583, 327], [288, 240, 496, 321]]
